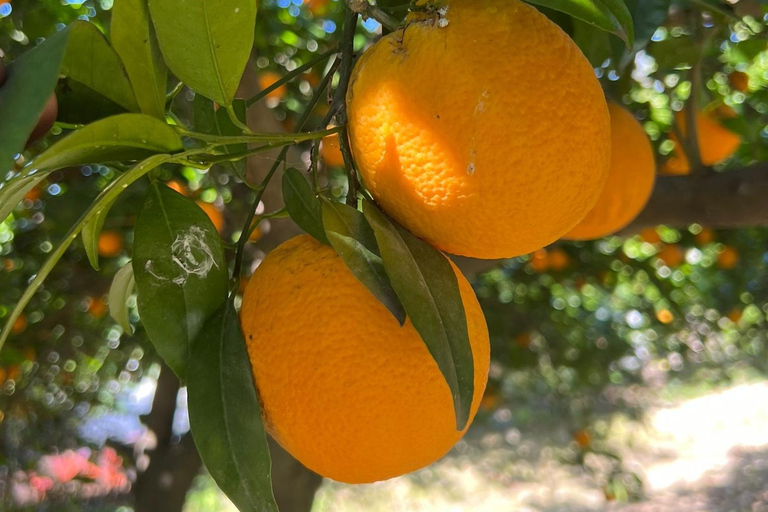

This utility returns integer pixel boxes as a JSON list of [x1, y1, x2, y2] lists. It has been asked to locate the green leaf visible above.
[[33, 113, 183, 172], [0, 25, 70, 174], [188, 301, 278, 512], [321, 200, 406, 325], [572, 18, 612, 67], [56, 77, 129, 125], [0, 153, 173, 352], [149, 0, 257, 106], [112, 0, 168, 119], [525, 0, 634, 47], [133, 184, 229, 380], [362, 202, 474, 430], [82, 196, 118, 270], [0, 114, 181, 223], [613, 0, 669, 69], [193, 96, 247, 176], [282, 168, 329, 245], [62, 21, 140, 112], [109, 263, 136, 333]]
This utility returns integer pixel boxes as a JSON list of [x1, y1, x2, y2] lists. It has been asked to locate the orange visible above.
[[564, 103, 656, 240], [97, 231, 124, 258], [7, 365, 21, 382], [248, 218, 263, 242], [306, 0, 330, 14], [529, 249, 549, 273], [727, 308, 742, 323], [196, 201, 224, 233], [166, 180, 188, 196], [12, 314, 27, 335], [514, 332, 532, 349], [695, 228, 715, 245], [347, 0, 610, 259], [656, 309, 674, 324], [479, 387, 500, 411], [22, 347, 36, 362], [657, 244, 684, 267], [320, 133, 345, 168], [241, 235, 490, 483], [0, 368, 5, 384], [258, 71, 287, 102], [640, 228, 661, 244], [88, 297, 107, 318], [729, 71, 749, 93], [717, 246, 739, 270], [662, 106, 741, 175], [24, 186, 42, 202], [547, 248, 571, 271], [573, 430, 591, 448]]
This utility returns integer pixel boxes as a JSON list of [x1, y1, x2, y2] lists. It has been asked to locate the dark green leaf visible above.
[[322, 200, 406, 325], [56, 78, 128, 125], [112, 0, 168, 119], [133, 184, 229, 380], [193, 96, 247, 176], [362, 201, 473, 430], [109, 263, 136, 333], [0, 25, 70, 174], [188, 301, 278, 512], [33, 113, 183, 171], [282, 168, 329, 245], [573, 18, 612, 67], [149, 0, 257, 106], [62, 21, 140, 112], [82, 196, 118, 270], [525, 0, 634, 47], [611, 0, 669, 69]]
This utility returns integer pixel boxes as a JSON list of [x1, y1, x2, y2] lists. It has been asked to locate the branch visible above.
[[344, 0, 400, 32]]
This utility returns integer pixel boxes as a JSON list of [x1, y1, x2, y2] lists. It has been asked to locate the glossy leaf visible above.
[[33, 113, 183, 172], [82, 196, 118, 270], [525, 0, 634, 47], [0, 25, 70, 174], [112, 0, 168, 119], [188, 301, 278, 512], [149, 0, 257, 106], [62, 21, 140, 112], [363, 202, 473, 430], [109, 263, 136, 333], [611, 0, 669, 69], [321, 200, 406, 325], [56, 77, 128, 125], [282, 168, 329, 245], [133, 184, 229, 380], [0, 154, 173, 351], [0, 173, 47, 223], [193, 96, 247, 176]]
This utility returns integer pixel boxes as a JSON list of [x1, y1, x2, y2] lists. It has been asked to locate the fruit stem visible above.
[[344, 0, 400, 32]]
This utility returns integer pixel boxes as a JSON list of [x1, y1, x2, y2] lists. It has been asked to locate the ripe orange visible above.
[[656, 309, 674, 324], [564, 103, 656, 240], [573, 430, 591, 448], [695, 228, 715, 245], [657, 244, 684, 267], [640, 228, 661, 244], [727, 308, 742, 323], [88, 297, 107, 318], [196, 201, 224, 233], [729, 71, 749, 93], [514, 332, 532, 349], [529, 249, 549, 273], [347, 0, 610, 259], [320, 133, 345, 168], [12, 314, 27, 335], [98, 231, 124, 258], [241, 235, 490, 483], [258, 71, 287, 102], [166, 180, 188, 196], [662, 106, 741, 175], [717, 246, 739, 270], [547, 248, 571, 271]]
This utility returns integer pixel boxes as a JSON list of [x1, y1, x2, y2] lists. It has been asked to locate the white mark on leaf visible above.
[[170, 226, 219, 286], [145, 261, 168, 282]]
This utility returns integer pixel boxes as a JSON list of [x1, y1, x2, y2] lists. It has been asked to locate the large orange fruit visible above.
[[241, 235, 490, 483], [662, 106, 741, 175], [347, 0, 610, 259], [564, 103, 656, 240]]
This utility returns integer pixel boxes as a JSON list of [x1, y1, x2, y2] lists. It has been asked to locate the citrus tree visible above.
[[1, 0, 768, 510]]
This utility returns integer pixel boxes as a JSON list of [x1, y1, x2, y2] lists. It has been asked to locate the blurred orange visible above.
[[529, 249, 549, 273], [0, 368, 6, 384], [717, 246, 739, 270], [657, 244, 684, 267], [22, 347, 36, 362], [24, 186, 42, 201], [514, 332, 532, 349], [729, 71, 749, 93], [258, 71, 287, 102], [197, 201, 224, 233], [88, 297, 107, 318], [166, 180, 188, 196], [727, 308, 742, 323], [7, 365, 21, 382], [479, 388, 500, 411], [547, 248, 570, 271], [306, 0, 331, 14], [695, 228, 715, 245], [249, 219, 263, 242], [303, 70, 321, 87], [573, 430, 591, 448], [98, 231, 124, 258], [639, 227, 661, 244], [12, 314, 27, 335], [656, 309, 674, 324], [320, 133, 346, 168]]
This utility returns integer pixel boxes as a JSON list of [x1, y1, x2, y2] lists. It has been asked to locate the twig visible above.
[[344, 0, 400, 32]]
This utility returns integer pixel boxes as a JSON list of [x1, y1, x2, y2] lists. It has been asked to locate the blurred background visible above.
[[3, 0, 768, 510]]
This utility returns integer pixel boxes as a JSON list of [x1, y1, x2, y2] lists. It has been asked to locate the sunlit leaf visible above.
[[109, 263, 136, 333], [525, 0, 634, 47]]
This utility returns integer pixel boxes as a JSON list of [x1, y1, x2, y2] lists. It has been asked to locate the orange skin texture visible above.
[[320, 133, 345, 168], [657, 244, 684, 267], [662, 107, 741, 176], [565, 103, 656, 240], [97, 231, 124, 258], [241, 236, 490, 484], [717, 246, 739, 270], [196, 201, 224, 233], [258, 71, 287, 102], [347, 0, 610, 259]]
